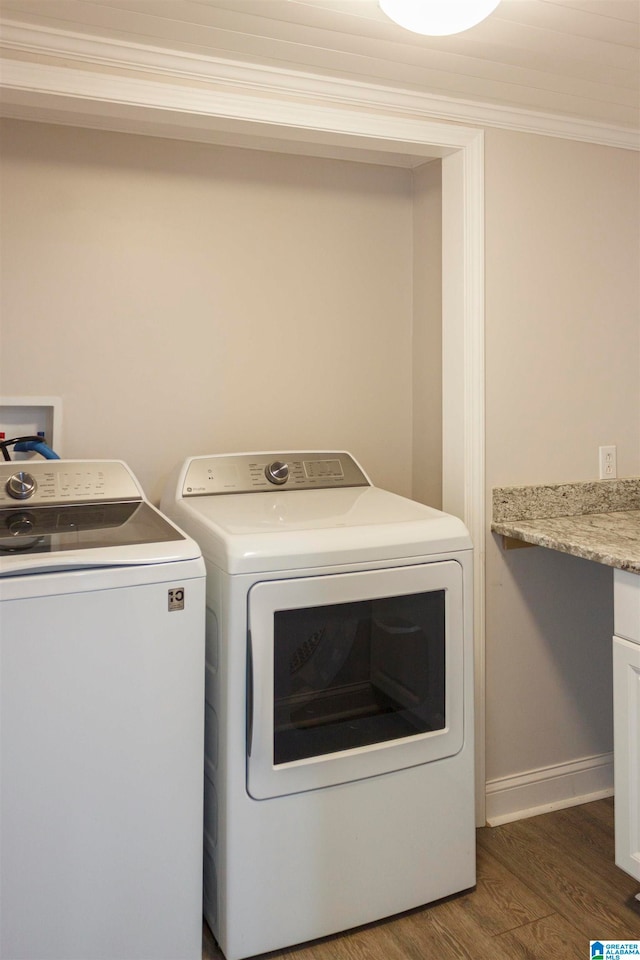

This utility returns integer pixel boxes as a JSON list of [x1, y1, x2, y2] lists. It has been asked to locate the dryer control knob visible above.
[[265, 461, 289, 485], [6, 471, 37, 500]]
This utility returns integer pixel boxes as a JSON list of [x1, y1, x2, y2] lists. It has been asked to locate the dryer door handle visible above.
[[246, 631, 254, 757]]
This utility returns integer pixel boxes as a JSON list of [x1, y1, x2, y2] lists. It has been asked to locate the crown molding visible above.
[[1, 21, 638, 152]]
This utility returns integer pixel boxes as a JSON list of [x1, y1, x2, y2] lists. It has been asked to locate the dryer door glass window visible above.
[[273, 592, 444, 764]]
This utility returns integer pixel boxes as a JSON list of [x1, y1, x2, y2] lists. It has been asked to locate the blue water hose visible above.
[[13, 440, 60, 459]]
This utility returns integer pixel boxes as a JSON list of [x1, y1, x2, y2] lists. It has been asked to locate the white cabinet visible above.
[[613, 569, 640, 884]]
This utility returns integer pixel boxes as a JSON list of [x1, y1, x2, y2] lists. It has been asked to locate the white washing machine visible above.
[[0, 460, 205, 960], [162, 451, 476, 960]]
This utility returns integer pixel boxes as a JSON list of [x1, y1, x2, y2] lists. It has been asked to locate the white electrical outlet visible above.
[[598, 445, 617, 480]]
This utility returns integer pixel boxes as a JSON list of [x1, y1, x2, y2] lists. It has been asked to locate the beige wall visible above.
[[412, 159, 443, 509], [0, 119, 426, 502], [485, 130, 640, 486], [484, 129, 640, 793]]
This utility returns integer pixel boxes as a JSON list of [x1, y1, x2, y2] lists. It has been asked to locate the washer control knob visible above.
[[6, 471, 37, 500], [265, 461, 289, 485]]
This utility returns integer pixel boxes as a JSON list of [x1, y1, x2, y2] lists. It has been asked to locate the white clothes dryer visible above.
[[0, 460, 205, 960], [161, 451, 475, 960]]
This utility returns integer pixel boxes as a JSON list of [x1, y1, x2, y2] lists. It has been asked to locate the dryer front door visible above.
[[247, 560, 466, 799]]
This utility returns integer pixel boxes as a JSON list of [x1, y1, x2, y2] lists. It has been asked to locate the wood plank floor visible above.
[[202, 798, 640, 960]]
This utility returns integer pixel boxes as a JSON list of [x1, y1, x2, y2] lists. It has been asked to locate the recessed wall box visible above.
[[0, 397, 63, 461]]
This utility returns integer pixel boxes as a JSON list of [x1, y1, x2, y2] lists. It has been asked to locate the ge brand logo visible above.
[[168, 587, 185, 612]]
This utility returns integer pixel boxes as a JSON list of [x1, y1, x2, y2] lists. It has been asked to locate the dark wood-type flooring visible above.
[[202, 798, 640, 960]]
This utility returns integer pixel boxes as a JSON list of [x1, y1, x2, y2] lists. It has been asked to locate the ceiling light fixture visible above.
[[379, 0, 501, 36]]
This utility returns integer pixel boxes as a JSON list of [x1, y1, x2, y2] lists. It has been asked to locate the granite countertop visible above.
[[491, 478, 640, 574]]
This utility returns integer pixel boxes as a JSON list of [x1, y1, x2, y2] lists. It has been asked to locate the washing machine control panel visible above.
[[182, 452, 370, 496], [0, 460, 142, 506]]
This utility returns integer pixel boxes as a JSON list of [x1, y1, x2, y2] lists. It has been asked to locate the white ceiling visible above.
[[0, 0, 639, 131]]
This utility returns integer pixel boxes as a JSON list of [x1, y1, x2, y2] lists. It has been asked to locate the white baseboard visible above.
[[485, 752, 614, 827]]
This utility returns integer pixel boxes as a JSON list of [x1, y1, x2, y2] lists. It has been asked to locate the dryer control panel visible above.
[[182, 452, 370, 496]]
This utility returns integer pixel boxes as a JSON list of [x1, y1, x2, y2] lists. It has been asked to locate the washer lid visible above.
[[175, 484, 472, 574], [0, 460, 201, 576]]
